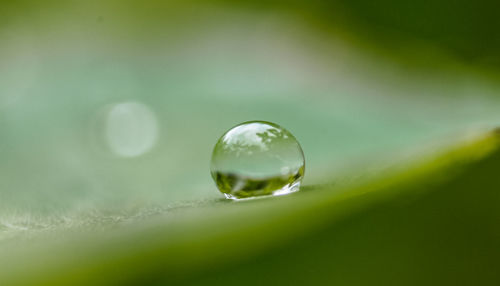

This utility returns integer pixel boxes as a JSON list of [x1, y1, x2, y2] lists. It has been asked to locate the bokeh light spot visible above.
[[105, 101, 159, 157]]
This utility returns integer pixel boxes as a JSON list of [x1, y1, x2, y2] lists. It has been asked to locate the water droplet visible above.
[[210, 121, 305, 200]]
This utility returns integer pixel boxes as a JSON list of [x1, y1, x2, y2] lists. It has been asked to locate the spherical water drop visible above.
[[210, 121, 305, 200]]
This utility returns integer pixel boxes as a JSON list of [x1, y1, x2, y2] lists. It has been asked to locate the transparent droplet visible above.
[[211, 121, 305, 200]]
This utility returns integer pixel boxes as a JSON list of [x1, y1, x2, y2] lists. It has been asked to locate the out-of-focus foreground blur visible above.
[[1, 1, 500, 285]]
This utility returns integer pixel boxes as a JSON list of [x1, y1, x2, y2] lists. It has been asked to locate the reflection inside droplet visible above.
[[105, 101, 159, 157]]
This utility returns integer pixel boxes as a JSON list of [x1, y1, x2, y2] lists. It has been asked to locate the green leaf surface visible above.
[[2, 1, 500, 285], [1, 130, 499, 285]]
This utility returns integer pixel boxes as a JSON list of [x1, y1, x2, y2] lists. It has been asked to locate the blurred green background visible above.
[[1, 0, 500, 285]]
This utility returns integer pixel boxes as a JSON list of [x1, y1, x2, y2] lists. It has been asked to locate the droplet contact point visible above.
[[222, 179, 302, 200], [210, 121, 305, 200]]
